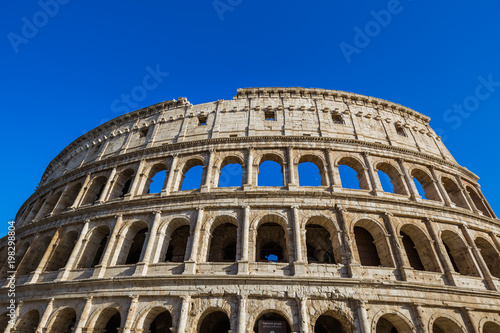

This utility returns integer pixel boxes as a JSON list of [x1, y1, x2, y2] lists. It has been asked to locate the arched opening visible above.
[[148, 169, 168, 194], [400, 224, 440, 272], [77, 226, 110, 268], [15, 242, 31, 270], [314, 314, 346, 333], [180, 160, 204, 190], [39, 191, 63, 217], [298, 155, 326, 187], [377, 163, 407, 195], [411, 169, 441, 201], [208, 223, 238, 262], [124, 227, 148, 265], [258, 156, 284, 187], [54, 182, 82, 212], [198, 310, 230, 333], [475, 237, 500, 279], [256, 222, 288, 262], [306, 224, 335, 264], [17, 236, 52, 275], [47, 307, 76, 333], [15, 310, 40, 333], [149, 310, 173, 333], [45, 231, 79, 272], [218, 157, 243, 187], [441, 231, 479, 277], [338, 157, 370, 190], [81, 176, 107, 205], [466, 186, 491, 217], [483, 321, 500, 333], [354, 226, 381, 267], [376, 314, 413, 333], [94, 308, 121, 333], [253, 312, 291, 333], [164, 225, 190, 262], [400, 231, 425, 271], [432, 317, 464, 333], [109, 169, 135, 199], [441, 177, 469, 209]]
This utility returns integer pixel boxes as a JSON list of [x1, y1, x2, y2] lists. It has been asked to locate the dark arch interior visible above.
[[400, 231, 425, 271], [256, 222, 287, 262], [376, 317, 398, 333], [253, 312, 291, 333], [165, 225, 190, 262], [150, 311, 172, 333], [208, 223, 238, 262], [199, 311, 230, 333], [104, 312, 121, 333], [125, 227, 148, 265], [306, 224, 335, 264], [354, 227, 381, 266], [314, 315, 345, 333]]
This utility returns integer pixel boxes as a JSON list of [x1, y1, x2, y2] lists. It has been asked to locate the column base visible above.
[[243, 184, 254, 191], [183, 261, 197, 275], [347, 263, 361, 278], [200, 185, 210, 193], [237, 260, 249, 275], [293, 261, 306, 276], [288, 184, 299, 191], [133, 262, 148, 276]]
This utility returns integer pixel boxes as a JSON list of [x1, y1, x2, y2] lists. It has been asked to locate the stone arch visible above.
[[15, 240, 31, 270], [77, 225, 111, 268], [158, 217, 191, 263], [372, 310, 416, 333], [108, 168, 135, 200], [143, 162, 169, 195], [115, 220, 149, 265], [441, 177, 469, 209], [17, 235, 53, 275], [441, 230, 480, 276], [308, 304, 354, 333], [257, 153, 286, 187], [205, 214, 239, 262], [305, 215, 341, 264], [45, 306, 77, 333], [39, 190, 63, 218], [336, 156, 370, 190], [253, 213, 290, 263], [410, 168, 441, 201], [478, 316, 500, 333], [54, 182, 82, 213], [179, 157, 205, 191], [45, 230, 79, 272], [474, 237, 500, 278], [81, 175, 107, 206], [135, 306, 173, 333], [297, 154, 328, 186], [376, 162, 408, 195], [252, 309, 293, 333], [353, 219, 394, 267], [85, 306, 122, 332], [196, 308, 231, 333], [314, 311, 349, 333], [216, 155, 244, 188], [14, 309, 40, 333], [465, 186, 492, 217], [430, 314, 466, 333], [399, 224, 441, 272]]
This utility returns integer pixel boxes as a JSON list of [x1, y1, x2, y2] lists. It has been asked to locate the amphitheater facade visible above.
[[2, 87, 500, 333]]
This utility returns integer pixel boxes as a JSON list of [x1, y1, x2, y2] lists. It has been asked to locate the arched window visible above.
[[15, 310, 40, 333], [475, 237, 500, 279], [376, 163, 407, 195], [399, 225, 440, 272], [180, 160, 204, 190], [253, 312, 291, 333], [81, 176, 107, 205], [54, 182, 82, 212], [441, 177, 469, 209], [208, 223, 237, 262], [378, 170, 394, 193], [376, 314, 413, 333], [163, 225, 190, 262], [432, 317, 463, 333], [148, 170, 167, 194], [45, 231, 79, 272], [441, 231, 479, 276], [400, 231, 425, 271], [17, 236, 52, 275], [411, 169, 441, 201], [299, 162, 322, 186], [218, 158, 243, 187], [258, 155, 284, 186], [256, 222, 288, 262], [124, 227, 148, 265], [314, 314, 347, 333], [483, 322, 500, 333], [94, 309, 121, 333], [306, 224, 335, 264], [199, 310, 230, 333], [78, 226, 110, 269], [39, 190, 63, 217], [338, 157, 370, 190], [47, 308, 76, 333], [354, 227, 381, 267], [109, 169, 135, 199], [148, 310, 173, 333], [466, 186, 491, 217]]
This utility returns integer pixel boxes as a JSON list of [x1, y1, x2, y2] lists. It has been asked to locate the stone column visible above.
[[325, 149, 340, 192], [71, 174, 92, 209], [243, 148, 254, 190], [287, 146, 298, 190], [489, 232, 500, 253], [184, 208, 204, 274], [136, 211, 162, 276], [454, 175, 474, 211], [98, 167, 117, 203], [35, 298, 54, 333], [397, 158, 420, 200], [201, 149, 215, 192], [163, 154, 178, 195], [355, 300, 369, 333], [74, 297, 93, 333], [292, 206, 305, 275], [52, 183, 73, 214], [61, 219, 91, 280], [462, 308, 480, 333], [237, 295, 247, 333], [429, 167, 453, 207], [95, 215, 123, 278], [335, 205, 359, 277], [475, 184, 497, 218], [460, 224, 497, 290], [298, 297, 309, 333], [362, 152, 381, 195], [424, 218, 457, 286], [176, 296, 191, 333], [122, 296, 139, 333], [127, 159, 147, 199], [33, 189, 55, 221], [383, 212, 408, 280], [411, 304, 429, 333], [238, 206, 250, 275], [29, 230, 61, 283]]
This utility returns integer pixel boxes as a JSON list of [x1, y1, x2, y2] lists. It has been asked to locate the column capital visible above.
[[384, 212, 394, 218], [153, 210, 162, 215]]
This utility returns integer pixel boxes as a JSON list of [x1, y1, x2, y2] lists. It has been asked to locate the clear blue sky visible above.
[[2, 1, 500, 237]]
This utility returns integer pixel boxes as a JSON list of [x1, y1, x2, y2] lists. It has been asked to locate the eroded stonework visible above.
[[2, 87, 500, 333]]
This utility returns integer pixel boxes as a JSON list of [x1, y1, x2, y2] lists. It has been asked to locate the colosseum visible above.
[[2, 87, 500, 333]]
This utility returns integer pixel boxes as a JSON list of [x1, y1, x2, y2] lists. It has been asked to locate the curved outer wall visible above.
[[2, 87, 500, 333]]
